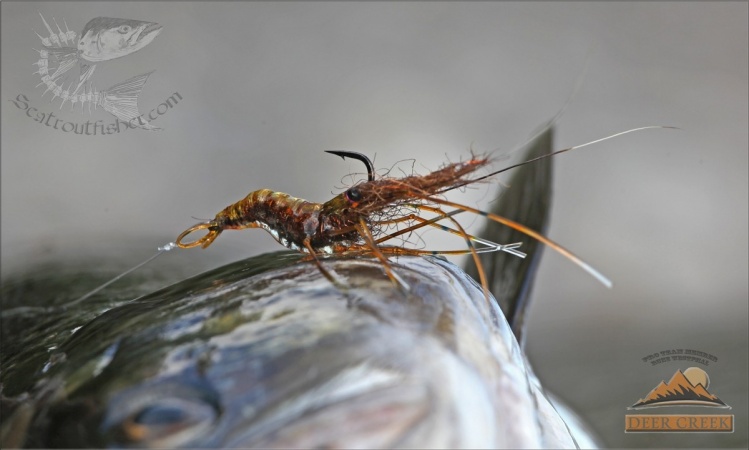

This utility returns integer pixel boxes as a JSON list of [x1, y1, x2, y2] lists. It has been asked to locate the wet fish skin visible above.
[[8, 253, 578, 448]]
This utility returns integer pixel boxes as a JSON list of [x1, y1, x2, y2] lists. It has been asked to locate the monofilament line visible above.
[[67, 242, 177, 306]]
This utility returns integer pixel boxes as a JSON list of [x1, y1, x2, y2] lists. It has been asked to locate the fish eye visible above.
[[133, 404, 187, 425], [345, 187, 362, 203], [118, 25, 132, 34], [106, 397, 217, 446], [101, 378, 221, 447]]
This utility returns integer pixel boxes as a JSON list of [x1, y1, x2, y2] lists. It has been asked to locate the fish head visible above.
[[4, 253, 592, 448], [77, 17, 162, 62]]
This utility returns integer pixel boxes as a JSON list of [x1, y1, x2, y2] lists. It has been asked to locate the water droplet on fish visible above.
[[41, 351, 67, 373], [92, 341, 120, 377]]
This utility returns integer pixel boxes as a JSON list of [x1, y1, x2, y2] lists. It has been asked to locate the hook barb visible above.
[[325, 150, 375, 181]]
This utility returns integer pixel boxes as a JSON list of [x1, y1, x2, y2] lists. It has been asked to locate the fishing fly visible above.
[[174, 150, 527, 292], [174, 126, 673, 294], [76, 126, 672, 304]]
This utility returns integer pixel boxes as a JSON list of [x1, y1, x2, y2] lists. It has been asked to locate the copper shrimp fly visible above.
[[173, 127, 672, 298], [74, 126, 673, 305]]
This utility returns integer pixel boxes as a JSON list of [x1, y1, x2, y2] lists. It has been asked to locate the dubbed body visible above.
[[179, 189, 361, 253], [215, 189, 324, 251]]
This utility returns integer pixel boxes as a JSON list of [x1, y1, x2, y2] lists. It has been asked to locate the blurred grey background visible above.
[[2, 2, 747, 447]]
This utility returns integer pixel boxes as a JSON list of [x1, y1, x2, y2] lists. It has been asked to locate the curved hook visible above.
[[176, 222, 222, 249], [325, 150, 375, 181]]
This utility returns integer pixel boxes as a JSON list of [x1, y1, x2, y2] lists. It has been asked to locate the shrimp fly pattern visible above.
[[75, 126, 673, 305], [172, 126, 673, 302]]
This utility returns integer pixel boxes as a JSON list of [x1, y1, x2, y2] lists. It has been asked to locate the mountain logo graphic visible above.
[[629, 367, 730, 409]]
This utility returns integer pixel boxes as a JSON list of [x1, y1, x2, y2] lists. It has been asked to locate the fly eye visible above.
[[346, 187, 362, 203], [118, 25, 132, 34]]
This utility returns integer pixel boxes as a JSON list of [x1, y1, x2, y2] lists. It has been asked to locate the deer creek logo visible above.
[[625, 366, 733, 433], [31, 13, 163, 130], [630, 367, 728, 409]]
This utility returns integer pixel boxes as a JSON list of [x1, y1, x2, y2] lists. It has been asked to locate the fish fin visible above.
[[42, 45, 77, 62], [72, 64, 96, 96], [79, 63, 96, 83], [463, 127, 554, 345], [49, 56, 78, 80], [100, 71, 161, 131]]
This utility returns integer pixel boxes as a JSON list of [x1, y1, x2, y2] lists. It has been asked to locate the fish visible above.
[[0, 255, 596, 448], [32, 14, 163, 130], [0, 128, 600, 448], [75, 17, 163, 63]]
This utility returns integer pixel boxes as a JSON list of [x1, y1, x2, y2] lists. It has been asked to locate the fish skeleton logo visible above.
[[629, 367, 729, 409], [32, 13, 162, 130]]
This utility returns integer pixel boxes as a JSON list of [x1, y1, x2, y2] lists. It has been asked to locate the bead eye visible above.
[[118, 25, 132, 34], [346, 187, 362, 203]]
